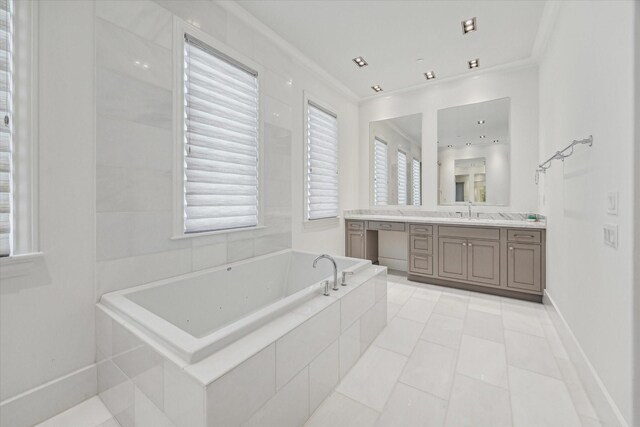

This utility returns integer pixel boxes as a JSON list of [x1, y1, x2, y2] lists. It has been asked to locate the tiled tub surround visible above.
[[96, 253, 388, 427]]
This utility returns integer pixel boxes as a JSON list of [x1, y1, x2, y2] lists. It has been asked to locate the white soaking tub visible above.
[[97, 249, 387, 427], [99, 249, 370, 364]]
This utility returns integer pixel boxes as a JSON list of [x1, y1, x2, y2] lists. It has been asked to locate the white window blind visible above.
[[412, 158, 421, 206], [0, 0, 12, 256], [374, 138, 388, 206], [183, 34, 259, 233], [306, 102, 338, 220], [397, 150, 407, 205]]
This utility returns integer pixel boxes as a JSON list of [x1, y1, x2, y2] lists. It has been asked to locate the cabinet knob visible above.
[[509, 247, 514, 251], [468, 243, 472, 247], [462, 242, 467, 246]]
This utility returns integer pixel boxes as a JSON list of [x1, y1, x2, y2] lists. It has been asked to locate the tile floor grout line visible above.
[[442, 290, 469, 426]]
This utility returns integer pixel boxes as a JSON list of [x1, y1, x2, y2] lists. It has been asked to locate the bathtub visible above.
[[99, 249, 371, 364], [97, 249, 387, 427]]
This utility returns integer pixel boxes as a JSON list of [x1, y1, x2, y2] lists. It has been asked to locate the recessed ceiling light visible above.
[[424, 71, 436, 80], [462, 17, 477, 34], [479, 135, 486, 139], [466, 143, 472, 146], [371, 85, 383, 92], [468, 58, 479, 69], [447, 144, 453, 148], [352, 56, 368, 67], [477, 120, 485, 124]]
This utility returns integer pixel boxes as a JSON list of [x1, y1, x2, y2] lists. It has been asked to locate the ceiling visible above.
[[438, 97, 510, 147], [236, 1, 547, 98]]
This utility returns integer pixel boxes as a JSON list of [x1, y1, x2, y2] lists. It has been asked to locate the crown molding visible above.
[[385, 120, 420, 147], [531, 0, 562, 60], [359, 57, 538, 104], [216, 0, 360, 103]]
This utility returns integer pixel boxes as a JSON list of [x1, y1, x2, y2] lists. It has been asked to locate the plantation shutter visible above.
[[0, 0, 12, 256], [306, 102, 338, 220], [374, 138, 388, 206], [183, 34, 259, 233], [397, 150, 407, 205], [412, 158, 421, 206]]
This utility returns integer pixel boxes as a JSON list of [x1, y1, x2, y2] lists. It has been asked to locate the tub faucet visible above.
[[313, 254, 338, 295]]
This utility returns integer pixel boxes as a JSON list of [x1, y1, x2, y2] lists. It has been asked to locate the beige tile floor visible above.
[[305, 272, 603, 427], [39, 272, 605, 427]]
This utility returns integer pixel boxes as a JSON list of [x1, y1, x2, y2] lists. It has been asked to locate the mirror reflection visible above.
[[369, 113, 422, 206], [438, 98, 510, 205]]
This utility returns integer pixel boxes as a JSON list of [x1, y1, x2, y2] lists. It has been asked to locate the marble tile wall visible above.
[[95, 0, 293, 297]]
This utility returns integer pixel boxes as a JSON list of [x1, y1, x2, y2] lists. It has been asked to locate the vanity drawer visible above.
[[347, 221, 364, 231], [409, 224, 433, 235], [439, 226, 499, 240], [410, 235, 433, 254], [409, 254, 433, 276], [507, 229, 541, 243], [368, 221, 406, 232]]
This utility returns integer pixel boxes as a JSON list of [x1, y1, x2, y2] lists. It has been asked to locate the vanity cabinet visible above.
[[438, 237, 467, 281], [345, 220, 378, 263], [346, 229, 365, 259], [346, 219, 545, 302], [408, 223, 434, 277], [436, 234, 500, 286], [506, 234, 543, 293]]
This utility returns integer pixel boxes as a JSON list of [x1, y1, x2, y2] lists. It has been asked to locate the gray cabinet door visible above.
[[409, 254, 433, 276], [438, 237, 467, 281], [347, 230, 365, 259], [507, 243, 541, 292], [467, 240, 500, 286]]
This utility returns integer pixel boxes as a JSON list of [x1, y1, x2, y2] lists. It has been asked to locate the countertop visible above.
[[344, 213, 546, 229]]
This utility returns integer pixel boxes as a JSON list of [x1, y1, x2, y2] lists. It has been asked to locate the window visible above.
[[412, 158, 421, 205], [374, 138, 388, 206], [0, 0, 12, 256], [182, 33, 260, 233], [397, 150, 407, 205], [306, 100, 338, 220]]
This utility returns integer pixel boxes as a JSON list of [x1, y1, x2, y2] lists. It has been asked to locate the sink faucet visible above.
[[467, 201, 473, 218], [313, 254, 338, 296]]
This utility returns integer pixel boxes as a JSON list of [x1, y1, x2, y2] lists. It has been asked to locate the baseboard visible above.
[[0, 364, 97, 427], [544, 291, 629, 427], [378, 256, 407, 272]]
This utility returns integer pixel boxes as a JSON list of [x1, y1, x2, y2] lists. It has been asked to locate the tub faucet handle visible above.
[[321, 280, 330, 296], [341, 271, 354, 286]]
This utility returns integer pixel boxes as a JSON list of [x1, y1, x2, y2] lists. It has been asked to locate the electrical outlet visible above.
[[603, 224, 618, 248], [607, 192, 618, 215]]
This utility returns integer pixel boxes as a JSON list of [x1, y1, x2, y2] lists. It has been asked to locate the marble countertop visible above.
[[344, 213, 546, 229]]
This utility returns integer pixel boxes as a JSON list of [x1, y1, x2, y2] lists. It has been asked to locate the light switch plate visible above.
[[603, 224, 618, 249], [607, 192, 618, 215]]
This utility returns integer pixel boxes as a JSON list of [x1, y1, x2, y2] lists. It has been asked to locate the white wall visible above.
[[539, 1, 635, 424], [634, 4, 640, 423], [1, 0, 360, 423], [93, 0, 360, 297], [0, 0, 97, 421], [359, 65, 539, 213]]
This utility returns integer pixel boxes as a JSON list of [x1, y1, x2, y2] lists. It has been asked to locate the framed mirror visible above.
[[438, 98, 510, 205], [369, 113, 422, 206]]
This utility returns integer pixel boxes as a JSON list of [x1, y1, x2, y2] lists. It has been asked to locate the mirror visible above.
[[369, 113, 422, 206], [438, 98, 510, 205]]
